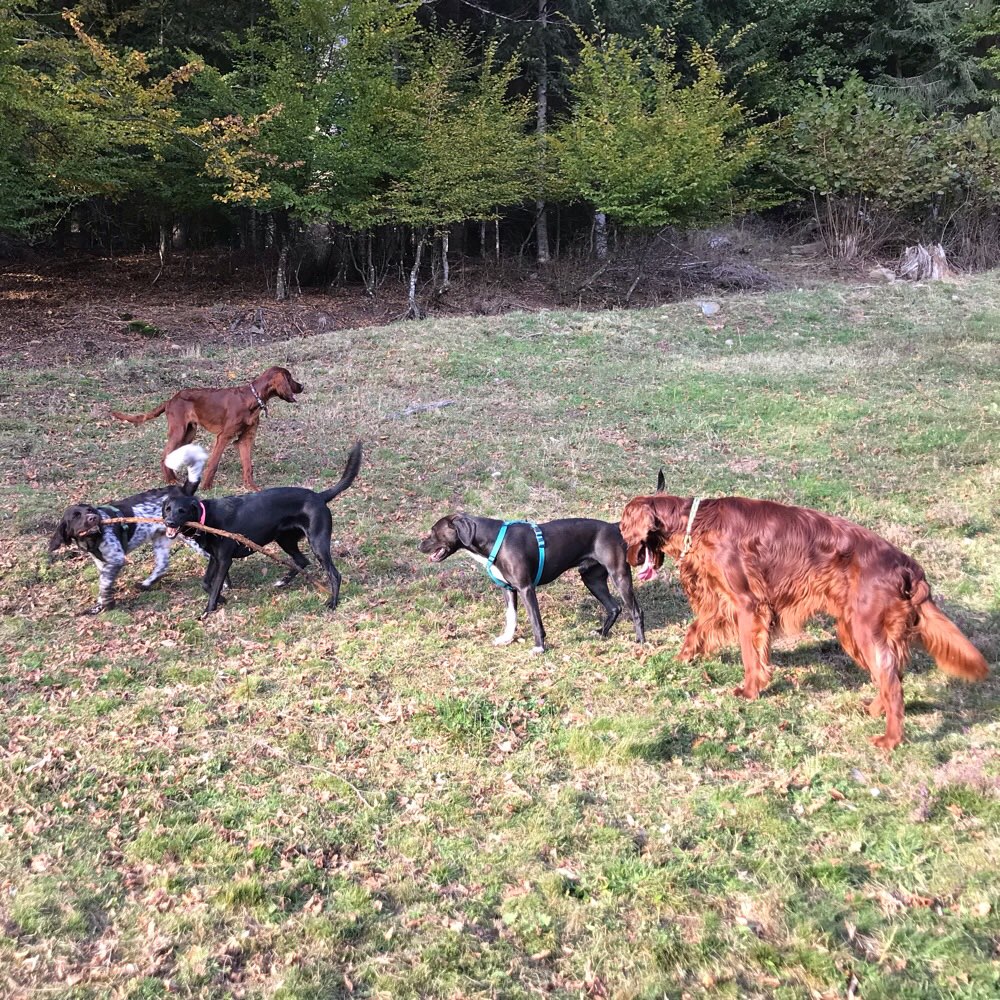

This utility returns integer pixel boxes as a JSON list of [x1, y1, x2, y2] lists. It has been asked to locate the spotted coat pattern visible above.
[[83, 497, 208, 611]]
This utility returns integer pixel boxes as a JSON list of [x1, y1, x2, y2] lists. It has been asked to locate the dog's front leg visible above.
[[493, 589, 519, 646], [521, 586, 546, 654], [201, 553, 231, 615]]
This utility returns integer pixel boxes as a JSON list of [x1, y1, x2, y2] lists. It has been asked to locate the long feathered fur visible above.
[[620, 492, 989, 749], [917, 601, 989, 680]]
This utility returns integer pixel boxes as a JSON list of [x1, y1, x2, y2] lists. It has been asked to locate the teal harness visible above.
[[485, 520, 545, 591]]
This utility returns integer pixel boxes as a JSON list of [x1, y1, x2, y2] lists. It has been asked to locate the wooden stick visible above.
[[99, 516, 330, 593]]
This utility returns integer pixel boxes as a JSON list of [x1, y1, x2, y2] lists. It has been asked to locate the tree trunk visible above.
[[480, 220, 487, 259], [171, 217, 187, 251], [54, 214, 68, 253], [594, 211, 608, 261], [365, 230, 376, 296], [439, 231, 450, 293], [275, 212, 290, 301], [535, 0, 550, 265], [407, 233, 425, 319]]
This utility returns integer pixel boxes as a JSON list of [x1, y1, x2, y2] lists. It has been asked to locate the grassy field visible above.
[[1, 275, 998, 999]]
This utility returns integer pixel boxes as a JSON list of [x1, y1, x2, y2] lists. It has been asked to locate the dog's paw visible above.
[[732, 685, 760, 700], [492, 634, 515, 647], [870, 732, 902, 751], [530, 645, 546, 656], [862, 696, 886, 718], [78, 602, 111, 616]]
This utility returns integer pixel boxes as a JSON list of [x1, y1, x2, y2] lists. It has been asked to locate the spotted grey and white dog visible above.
[[48, 445, 209, 614]]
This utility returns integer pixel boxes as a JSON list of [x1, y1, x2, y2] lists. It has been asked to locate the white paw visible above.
[[530, 645, 545, 655], [493, 634, 515, 647]]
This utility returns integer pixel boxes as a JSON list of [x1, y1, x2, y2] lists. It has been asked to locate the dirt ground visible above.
[[0, 238, 841, 365]]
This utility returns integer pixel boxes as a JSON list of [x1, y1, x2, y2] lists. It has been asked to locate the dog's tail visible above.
[[914, 583, 988, 682], [165, 443, 208, 496], [319, 441, 363, 504], [110, 401, 167, 424]]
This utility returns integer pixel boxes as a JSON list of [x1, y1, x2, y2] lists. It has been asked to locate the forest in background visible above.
[[2, 0, 999, 310]]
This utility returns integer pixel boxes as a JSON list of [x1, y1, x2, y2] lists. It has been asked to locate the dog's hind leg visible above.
[[846, 597, 909, 749], [274, 530, 310, 589], [580, 565, 622, 637], [863, 630, 905, 750], [306, 512, 342, 610], [162, 419, 197, 483], [835, 617, 883, 715], [493, 589, 519, 646]]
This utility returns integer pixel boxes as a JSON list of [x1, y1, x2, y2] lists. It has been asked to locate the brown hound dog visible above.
[[620, 490, 988, 749], [111, 366, 303, 491]]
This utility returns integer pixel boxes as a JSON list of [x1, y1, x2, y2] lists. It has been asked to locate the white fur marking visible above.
[[493, 601, 518, 646], [462, 549, 510, 586], [165, 443, 208, 481]]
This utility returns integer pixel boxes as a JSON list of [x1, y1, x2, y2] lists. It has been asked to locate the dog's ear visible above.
[[453, 515, 476, 549], [47, 516, 72, 554], [656, 469, 666, 493], [620, 497, 660, 545]]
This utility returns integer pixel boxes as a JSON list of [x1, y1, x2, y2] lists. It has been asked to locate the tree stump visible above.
[[898, 243, 953, 281]]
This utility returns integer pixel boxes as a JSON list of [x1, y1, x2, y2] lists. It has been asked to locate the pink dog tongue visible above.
[[638, 552, 657, 582]]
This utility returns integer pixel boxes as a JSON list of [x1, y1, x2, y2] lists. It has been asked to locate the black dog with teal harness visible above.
[[419, 513, 645, 652]]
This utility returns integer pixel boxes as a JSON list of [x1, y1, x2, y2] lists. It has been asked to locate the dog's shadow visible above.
[[638, 598, 999, 755]]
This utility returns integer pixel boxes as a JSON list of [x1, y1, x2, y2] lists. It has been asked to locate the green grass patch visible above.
[[0, 276, 997, 996]]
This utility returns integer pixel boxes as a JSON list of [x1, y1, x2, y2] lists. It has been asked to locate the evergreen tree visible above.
[[870, 0, 999, 112]]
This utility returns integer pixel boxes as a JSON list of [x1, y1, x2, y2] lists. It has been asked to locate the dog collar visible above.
[[485, 520, 545, 590], [197, 501, 207, 526], [249, 382, 268, 417], [679, 498, 702, 562]]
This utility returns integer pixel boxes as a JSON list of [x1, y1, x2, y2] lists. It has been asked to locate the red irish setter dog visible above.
[[620, 492, 988, 749], [111, 366, 303, 491]]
